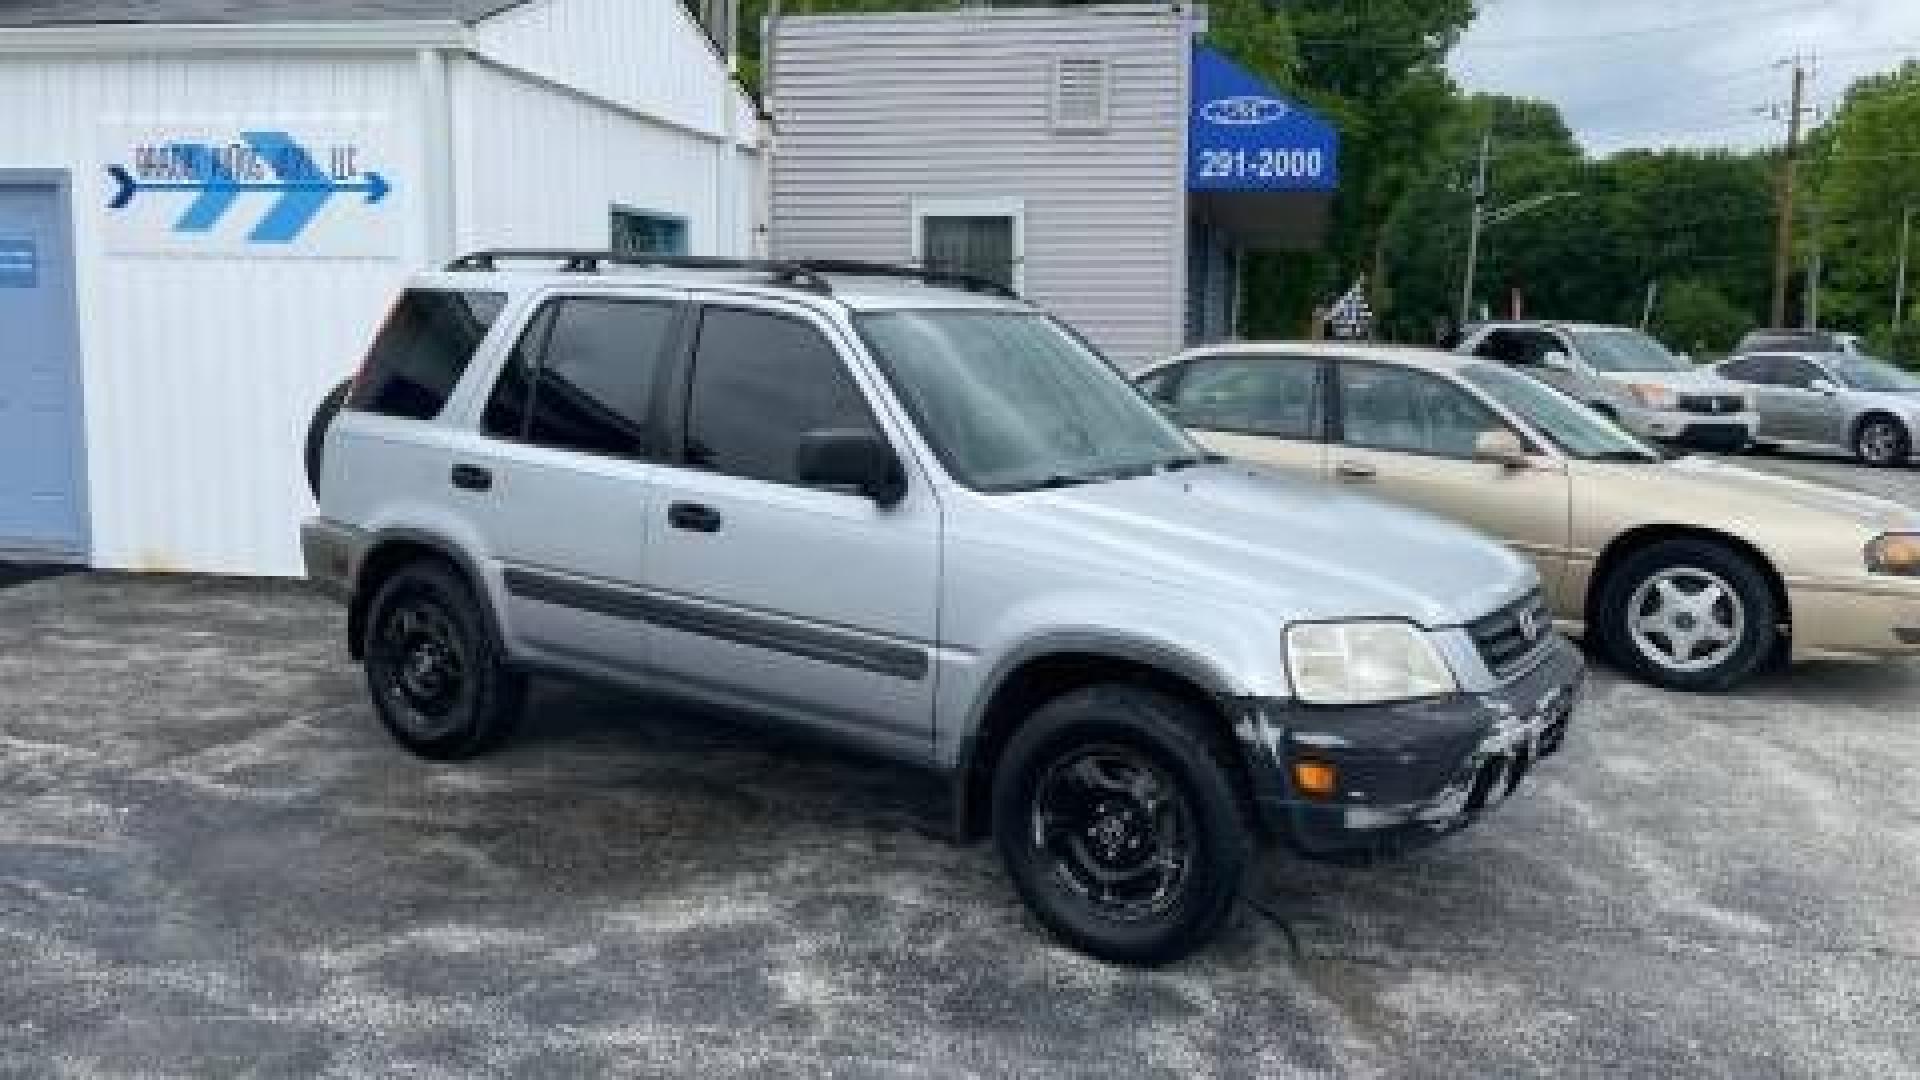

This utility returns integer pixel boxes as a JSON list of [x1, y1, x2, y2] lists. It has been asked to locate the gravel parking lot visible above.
[[3, 452, 1917, 1078]]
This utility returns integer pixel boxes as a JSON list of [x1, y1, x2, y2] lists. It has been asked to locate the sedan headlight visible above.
[[1867, 533, 1920, 577], [1285, 621, 1458, 705], [1625, 383, 1679, 410]]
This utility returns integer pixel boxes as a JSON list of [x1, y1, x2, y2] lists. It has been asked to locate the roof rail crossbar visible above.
[[443, 251, 1020, 300], [443, 250, 835, 294], [789, 259, 1019, 299]]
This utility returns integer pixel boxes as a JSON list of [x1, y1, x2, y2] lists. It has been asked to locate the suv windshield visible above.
[[1462, 364, 1661, 462], [1830, 355, 1920, 392], [857, 311, 1204, 492], [1571, 329, 1691, 373]]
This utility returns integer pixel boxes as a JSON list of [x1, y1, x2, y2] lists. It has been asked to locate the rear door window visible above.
[[1774, 356, 1824, 390], [1718, 355, 1765, 383], [1169, 356, 1321, 438], [349, 289, 507, 420], [482, 297, 679, 459]]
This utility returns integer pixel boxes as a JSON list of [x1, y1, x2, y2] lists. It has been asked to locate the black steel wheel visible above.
[[363, 561, 524, 759], [1031, 744, 1195, 923], [992, 685, 1253, 966]]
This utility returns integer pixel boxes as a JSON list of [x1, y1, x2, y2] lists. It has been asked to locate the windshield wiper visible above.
[[1161, 452, 1227, 472], [1585, 449, 1661, 463], [1030, 472, 1099, 490]]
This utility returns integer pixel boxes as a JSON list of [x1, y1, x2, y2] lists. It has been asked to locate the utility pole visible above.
[[1459, 129, 1491, 327], [1806, 198, 1823, 330], [1897, 205, 1914, 328], [1640, 280, 1660, 330], [1770, 58, 1810, 328]]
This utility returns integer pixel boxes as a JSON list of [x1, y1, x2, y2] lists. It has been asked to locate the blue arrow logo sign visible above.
[[106, 131, 390, 245]]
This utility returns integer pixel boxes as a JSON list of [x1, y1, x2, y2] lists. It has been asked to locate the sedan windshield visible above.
[[856, 311, 1205, 492], [1572, 329, 1691, 373], [1830, 355, 1920, 392], [1462, 364, 1662, 462]]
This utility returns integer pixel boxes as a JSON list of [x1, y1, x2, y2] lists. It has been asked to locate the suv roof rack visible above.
[[787, 259, 1018, 299], [442, 250, 1018, 300], [443, 250, 835, 293]]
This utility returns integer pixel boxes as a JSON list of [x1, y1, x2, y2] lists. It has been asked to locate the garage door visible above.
[[0, 182, 85, 558]]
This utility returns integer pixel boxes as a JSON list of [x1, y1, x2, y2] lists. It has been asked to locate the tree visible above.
[[1239, 0, 1477, 337], [1805, 62, 1920, 348], [1649, 278, 1749, 357]]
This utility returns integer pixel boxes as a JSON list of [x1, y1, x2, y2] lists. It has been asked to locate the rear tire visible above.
[[991, 685, 1254, 966], [362, 561, 525, 760], [1595, 538, 1777, 693], [1853, 416, 1910, 468], [305, 378, 353, 499]]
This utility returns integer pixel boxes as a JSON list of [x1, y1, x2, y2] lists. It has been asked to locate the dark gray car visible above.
[[1714, 352, 1920, 467]]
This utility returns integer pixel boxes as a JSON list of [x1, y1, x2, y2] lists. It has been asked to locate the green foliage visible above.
[[1237, 0, 1477, 337], [1805, 61, 1920, 350], [1649, 278, 1750, 356], [1381, 93, 1777, 344]]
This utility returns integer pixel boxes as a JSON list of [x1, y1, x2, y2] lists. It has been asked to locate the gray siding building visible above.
[[769, 3, 1338, 370]]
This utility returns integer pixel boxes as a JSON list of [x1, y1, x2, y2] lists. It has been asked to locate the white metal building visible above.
[[0, 0, 763, 576]]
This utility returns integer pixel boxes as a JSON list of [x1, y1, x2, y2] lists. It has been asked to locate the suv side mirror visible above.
[[796, 428, 906, 506], [1473, 428, 1533, 469], [1809, 378, 1839, 395]]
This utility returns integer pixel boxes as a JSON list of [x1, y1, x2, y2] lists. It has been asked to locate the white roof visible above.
[[1163, 340, 1475, 374]]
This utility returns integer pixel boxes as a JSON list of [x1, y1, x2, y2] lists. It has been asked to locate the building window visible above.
[[611, 207, 688, 256], [913, 197, 1024, 293]]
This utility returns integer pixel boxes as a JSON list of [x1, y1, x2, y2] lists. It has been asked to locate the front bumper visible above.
[[1238, 636, 1584, 861], [1619, 406, 1758, 449], [1787, 577, 1920, 659]]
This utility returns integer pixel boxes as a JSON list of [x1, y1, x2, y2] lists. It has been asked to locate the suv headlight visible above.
[[1867, 533, 1920, 576], [1285, 621, 1459, 706], [1625, 383, 1678, 410]]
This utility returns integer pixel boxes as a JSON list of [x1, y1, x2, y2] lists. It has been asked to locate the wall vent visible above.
[[1051, 56, 1111, 133]]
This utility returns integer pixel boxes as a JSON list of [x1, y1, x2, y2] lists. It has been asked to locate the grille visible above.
[[1677, 393, 1747, 415], [1468, 588, 1552, 679]]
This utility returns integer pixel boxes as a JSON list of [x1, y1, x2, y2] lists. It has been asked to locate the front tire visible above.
[[1595, 539, 1778, 693], [1853, 416, 1910, 468], [363, 561, 525, 760], [991, 685, 1254, 966]]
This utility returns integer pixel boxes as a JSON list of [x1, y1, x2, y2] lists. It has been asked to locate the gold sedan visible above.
[[1136, 342, 1920, 691]]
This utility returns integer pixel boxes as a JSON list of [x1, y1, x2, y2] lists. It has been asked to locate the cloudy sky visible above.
[[1449, 0, 1920, 155]]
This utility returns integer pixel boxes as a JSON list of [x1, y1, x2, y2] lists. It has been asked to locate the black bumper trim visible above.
[[1238, 636, 1585, 860]]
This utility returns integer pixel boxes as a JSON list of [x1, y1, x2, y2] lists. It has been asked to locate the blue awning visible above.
[[1188, 44, 1338, 193], [1187, 44, 1338, 251]]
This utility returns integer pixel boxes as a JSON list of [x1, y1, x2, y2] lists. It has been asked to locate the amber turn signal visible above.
[[1867, 533, 1920, 577], [1292, 760, 1339, 799]]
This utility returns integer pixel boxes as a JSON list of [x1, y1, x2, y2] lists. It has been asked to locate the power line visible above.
[[1300, 2, 1832, 52]]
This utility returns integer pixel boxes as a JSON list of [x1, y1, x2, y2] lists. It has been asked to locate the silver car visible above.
[[1458, 321, 1760, 451], [303, 251, 1583, 966], [1713, 351, 1920, 466]]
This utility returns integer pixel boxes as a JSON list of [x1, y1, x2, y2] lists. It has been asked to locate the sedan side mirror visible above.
[[1539, 350, 1574, 372], [1473, 428, 1533, 469], [1809, 378, 1839, 395], [796, 428, 907, 506]]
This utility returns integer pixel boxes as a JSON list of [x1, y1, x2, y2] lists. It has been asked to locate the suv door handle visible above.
[[450, 464, 492, 491], [1335, 460, 1377, 481], [668, 501, 723, 533]]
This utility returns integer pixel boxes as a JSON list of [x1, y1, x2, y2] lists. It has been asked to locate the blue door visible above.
[[0, 182, 85, 557]]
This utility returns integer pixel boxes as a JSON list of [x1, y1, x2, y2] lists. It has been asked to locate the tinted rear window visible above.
[[348, 289, 507, 420]]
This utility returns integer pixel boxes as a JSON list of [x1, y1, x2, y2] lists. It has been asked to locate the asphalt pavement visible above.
[[1, 452, 1916, 1078]]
